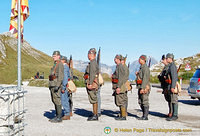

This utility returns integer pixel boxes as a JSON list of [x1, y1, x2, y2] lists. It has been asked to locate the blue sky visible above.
[[0, 0, 200, 65]]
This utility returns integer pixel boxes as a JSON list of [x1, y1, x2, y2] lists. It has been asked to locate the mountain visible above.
[[0, 32, 83, 84], [0, 32, 161, 83], [150, 53, 200, 75], [73, 60, 113, 75]]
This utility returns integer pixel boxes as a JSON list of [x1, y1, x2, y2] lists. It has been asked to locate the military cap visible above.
[[52, 51, 60, 56], [115, 54, 123, 60], [166, 53, 174, 59], [88, 48, 96, 54], [161, 55, 165, 60], [60, 55, 67, 61], [139, 55, 147, 61]]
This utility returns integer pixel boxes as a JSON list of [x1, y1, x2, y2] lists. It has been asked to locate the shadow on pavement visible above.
[[178, 100, 200, 105], [43, 110, 56, 119], [149, 111, 167, 118], [127, 112, 140, 119], [74, 108, 92, 117], [101, 109, 118, 118]]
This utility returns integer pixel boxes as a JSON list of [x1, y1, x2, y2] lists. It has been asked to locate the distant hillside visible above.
[[0, 32, 83, 84], [151, 53, 200, 74], [73, 60, 113, 75]]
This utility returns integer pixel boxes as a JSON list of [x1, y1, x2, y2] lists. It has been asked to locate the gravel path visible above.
[[24, 83, 200, 136]]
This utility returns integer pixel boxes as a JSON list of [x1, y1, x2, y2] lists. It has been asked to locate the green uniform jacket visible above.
[[167, 62, 178, 89], [49, 60, 64, 87], [113, 63, 126, 92], [137, 63, 150, 90], [85, 59, 99, 85], [123, 64, 129, 81]]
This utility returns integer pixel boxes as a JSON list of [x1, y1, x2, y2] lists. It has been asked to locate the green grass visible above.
[[150, 75, 160, 83], [74, 80, 86, 87], [179, 72, 193, 80], [0, 41, 52, 83], [28, 79, 49, 87], [0, 35, 85, 85]]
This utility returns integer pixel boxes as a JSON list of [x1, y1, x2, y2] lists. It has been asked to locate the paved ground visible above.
[[24, 83, 200, 136]]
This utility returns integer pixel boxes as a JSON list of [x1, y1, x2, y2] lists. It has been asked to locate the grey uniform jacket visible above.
[[167, 62, 178, 90], [124, 64, 129, 81], [137, 63, 150, 90], [49, 60, 64, 88], [85, 59, 99, 85], [115, 63, 125, 88]]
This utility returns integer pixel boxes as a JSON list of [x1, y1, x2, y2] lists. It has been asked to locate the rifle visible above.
[[69, 55, 74, 80], [128, 62, 130, 69], [69, 55, 73, 69], [127, 62, 132, 93], [97, 47, 101, 69], [97, 47, 101, 85], [177, 64, 182, 73], [148, 57, 151, 68]]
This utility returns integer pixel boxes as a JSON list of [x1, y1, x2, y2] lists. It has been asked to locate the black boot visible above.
[[49, 105, 58, 122], [167, 103, 178, 121], [88, 103, 98, 121], [143, 106, 149, 120], [50, 105, 62, 123], [138, 106, 148, 120], [87, 114, 98, 121], [97, 113, 101, 117], [138, 106, 145, 120]]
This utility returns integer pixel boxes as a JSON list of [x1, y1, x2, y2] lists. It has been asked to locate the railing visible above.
[[0, 86, 27, 136]]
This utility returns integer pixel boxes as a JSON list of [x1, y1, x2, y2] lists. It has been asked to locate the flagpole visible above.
[[17, 0, 21, 90]]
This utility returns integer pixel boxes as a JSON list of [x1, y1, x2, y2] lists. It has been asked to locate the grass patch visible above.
[[150, 75, 160, 83], [179, 72, 193, 80], [28, 79, 49, 87], [0, 34, 87, 85], [74, 80, 86, 87]]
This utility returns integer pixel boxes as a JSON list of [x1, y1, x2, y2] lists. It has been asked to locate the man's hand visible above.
[[87, 84, 93, 90], [135, 71, 139, 75], [61, 90, 65, 94], [171, 88, 175, 93], [140, 89, 144, 94], [116, 88, 121, 94], [143, 89, 148, 94]]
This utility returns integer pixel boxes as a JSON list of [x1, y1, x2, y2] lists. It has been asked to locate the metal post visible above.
[[17, 0, 21, 91]]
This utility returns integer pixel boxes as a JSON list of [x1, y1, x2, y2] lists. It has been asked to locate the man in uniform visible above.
[[135, 55, 150, 120], [158, 55, 172, 117], [84, 48, 99, 121], [49, 51, 64, 123], [121, 56, 129, 115], [112, 55, 127, 120], [166, 53, 179, 121], [60, 56, 71, 120]]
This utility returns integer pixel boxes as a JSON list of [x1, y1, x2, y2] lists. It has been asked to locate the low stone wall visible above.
[[0, 86, 27, 136]]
